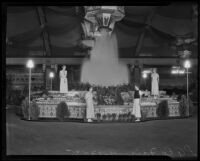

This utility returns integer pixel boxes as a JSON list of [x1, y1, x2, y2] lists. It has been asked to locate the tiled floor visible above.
[[5, 109, 197, 158]]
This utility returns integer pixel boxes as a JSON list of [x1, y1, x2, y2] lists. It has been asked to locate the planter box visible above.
[[36, 91, 180, 120]]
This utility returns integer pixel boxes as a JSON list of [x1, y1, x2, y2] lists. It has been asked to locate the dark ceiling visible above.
[[6, 4, 198, 58]]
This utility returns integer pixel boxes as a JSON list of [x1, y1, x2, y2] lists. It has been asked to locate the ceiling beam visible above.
[[6, 58, 198, 66], [36, 7, 51, 57], [134, 7, 158, 56]]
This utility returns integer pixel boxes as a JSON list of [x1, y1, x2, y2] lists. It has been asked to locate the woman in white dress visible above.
[[132, 85, 142, 122], [59, 65, 68, 93], [151, 68, 159, 98], [85, 86, 95, 122]]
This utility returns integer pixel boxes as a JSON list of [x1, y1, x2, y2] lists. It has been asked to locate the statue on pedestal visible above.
[[151, 68, 159, 98], [59, 65, 68, 93]]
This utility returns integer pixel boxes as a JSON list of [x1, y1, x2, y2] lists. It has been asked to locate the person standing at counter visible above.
[[132, 85, 142, 122], [85, 86, 95, 122]]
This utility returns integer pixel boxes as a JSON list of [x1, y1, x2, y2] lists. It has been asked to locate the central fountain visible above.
[[81, 6, 129, 86]]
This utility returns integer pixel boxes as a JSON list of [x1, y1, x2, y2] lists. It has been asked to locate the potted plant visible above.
[[188, 96, 195, 116], [112, 113, 116, 122], [96, 113, 101, 122], [102, 114, 107, 121], [107, 113, 112, 121], [141, 111, 147, 121], [130, 114, 135, 122], [123, 113, 128, 122], [118, 114, 122, 122], [178, 95, 188, 117], [127, 112, 132, 122], [156, 100, 169, 119], [21, 97, 29, 120], [56, 101, 70, 121], [15, 94, 25, 117], [30, 101, 40, 120]]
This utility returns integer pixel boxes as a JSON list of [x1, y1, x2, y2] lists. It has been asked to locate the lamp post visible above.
[[184, 60, 191, 116], [49, 72, 54, 91], [26, 60, 34, 120]]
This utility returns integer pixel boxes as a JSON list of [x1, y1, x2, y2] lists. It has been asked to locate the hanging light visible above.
[[83, 6, 125, 35], [142, 73, 147, 79]]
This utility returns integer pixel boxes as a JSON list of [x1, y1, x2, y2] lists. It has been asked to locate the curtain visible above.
[[146, 27, 175, 45], [115, 22, 145, 36], [44, 6, 77, 17], [7, 7, 35, 13], [46, 22, 82, 36], [9, 28, 42, 44]]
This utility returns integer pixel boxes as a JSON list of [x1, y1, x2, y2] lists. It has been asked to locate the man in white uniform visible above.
[[85, 86, 95, 122]]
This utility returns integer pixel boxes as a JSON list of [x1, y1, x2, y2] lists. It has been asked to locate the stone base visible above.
[[36, 91, 180, 120], [37, 104, 180, 119]]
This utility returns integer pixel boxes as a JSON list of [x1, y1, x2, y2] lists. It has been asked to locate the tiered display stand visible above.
[[35, 91, 180, 121]]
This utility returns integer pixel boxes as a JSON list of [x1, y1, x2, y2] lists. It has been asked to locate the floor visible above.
[[6, 109, 197, 158]]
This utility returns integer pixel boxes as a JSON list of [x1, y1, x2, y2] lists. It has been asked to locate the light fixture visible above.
[[143, 73, 147, 78], [142, 69, 152, 74], [179, 70, 185, 74], [26, 60, 34, 68], [171, 69, 185, 74], [184, 60, 191, 69], [49, 72, 54, 78]]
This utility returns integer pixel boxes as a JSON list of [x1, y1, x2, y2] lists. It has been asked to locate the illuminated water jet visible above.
[[81, 29, 129, 86]]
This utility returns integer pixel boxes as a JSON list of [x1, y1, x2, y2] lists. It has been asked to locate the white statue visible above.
[[59, 65, 68, 93], [151, 68, 159, 98]]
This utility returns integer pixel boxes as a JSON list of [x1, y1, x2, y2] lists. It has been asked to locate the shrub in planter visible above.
[[112, 113, 116, 121], [118, 114, 123, 122], [156, 100, 169, 119], [96, 113, 101, 122], [179, 95, 188, 117], [102, 114, 107, 121], [56, 101, 70, 121], [11, 91, 22, 106], [123, 114, 128, 122], [141, 111, 147, 121], [6, 76, 12, 104], [15, 95, 25, 116], [127, 112, 132, 122], [15, 105, 23, 117], [30, 101, 40, 120], [130, 115, 135, 122], [21, 97, 29, 119], [188, 96, 195, 115], [107, 113, 112, 121]]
